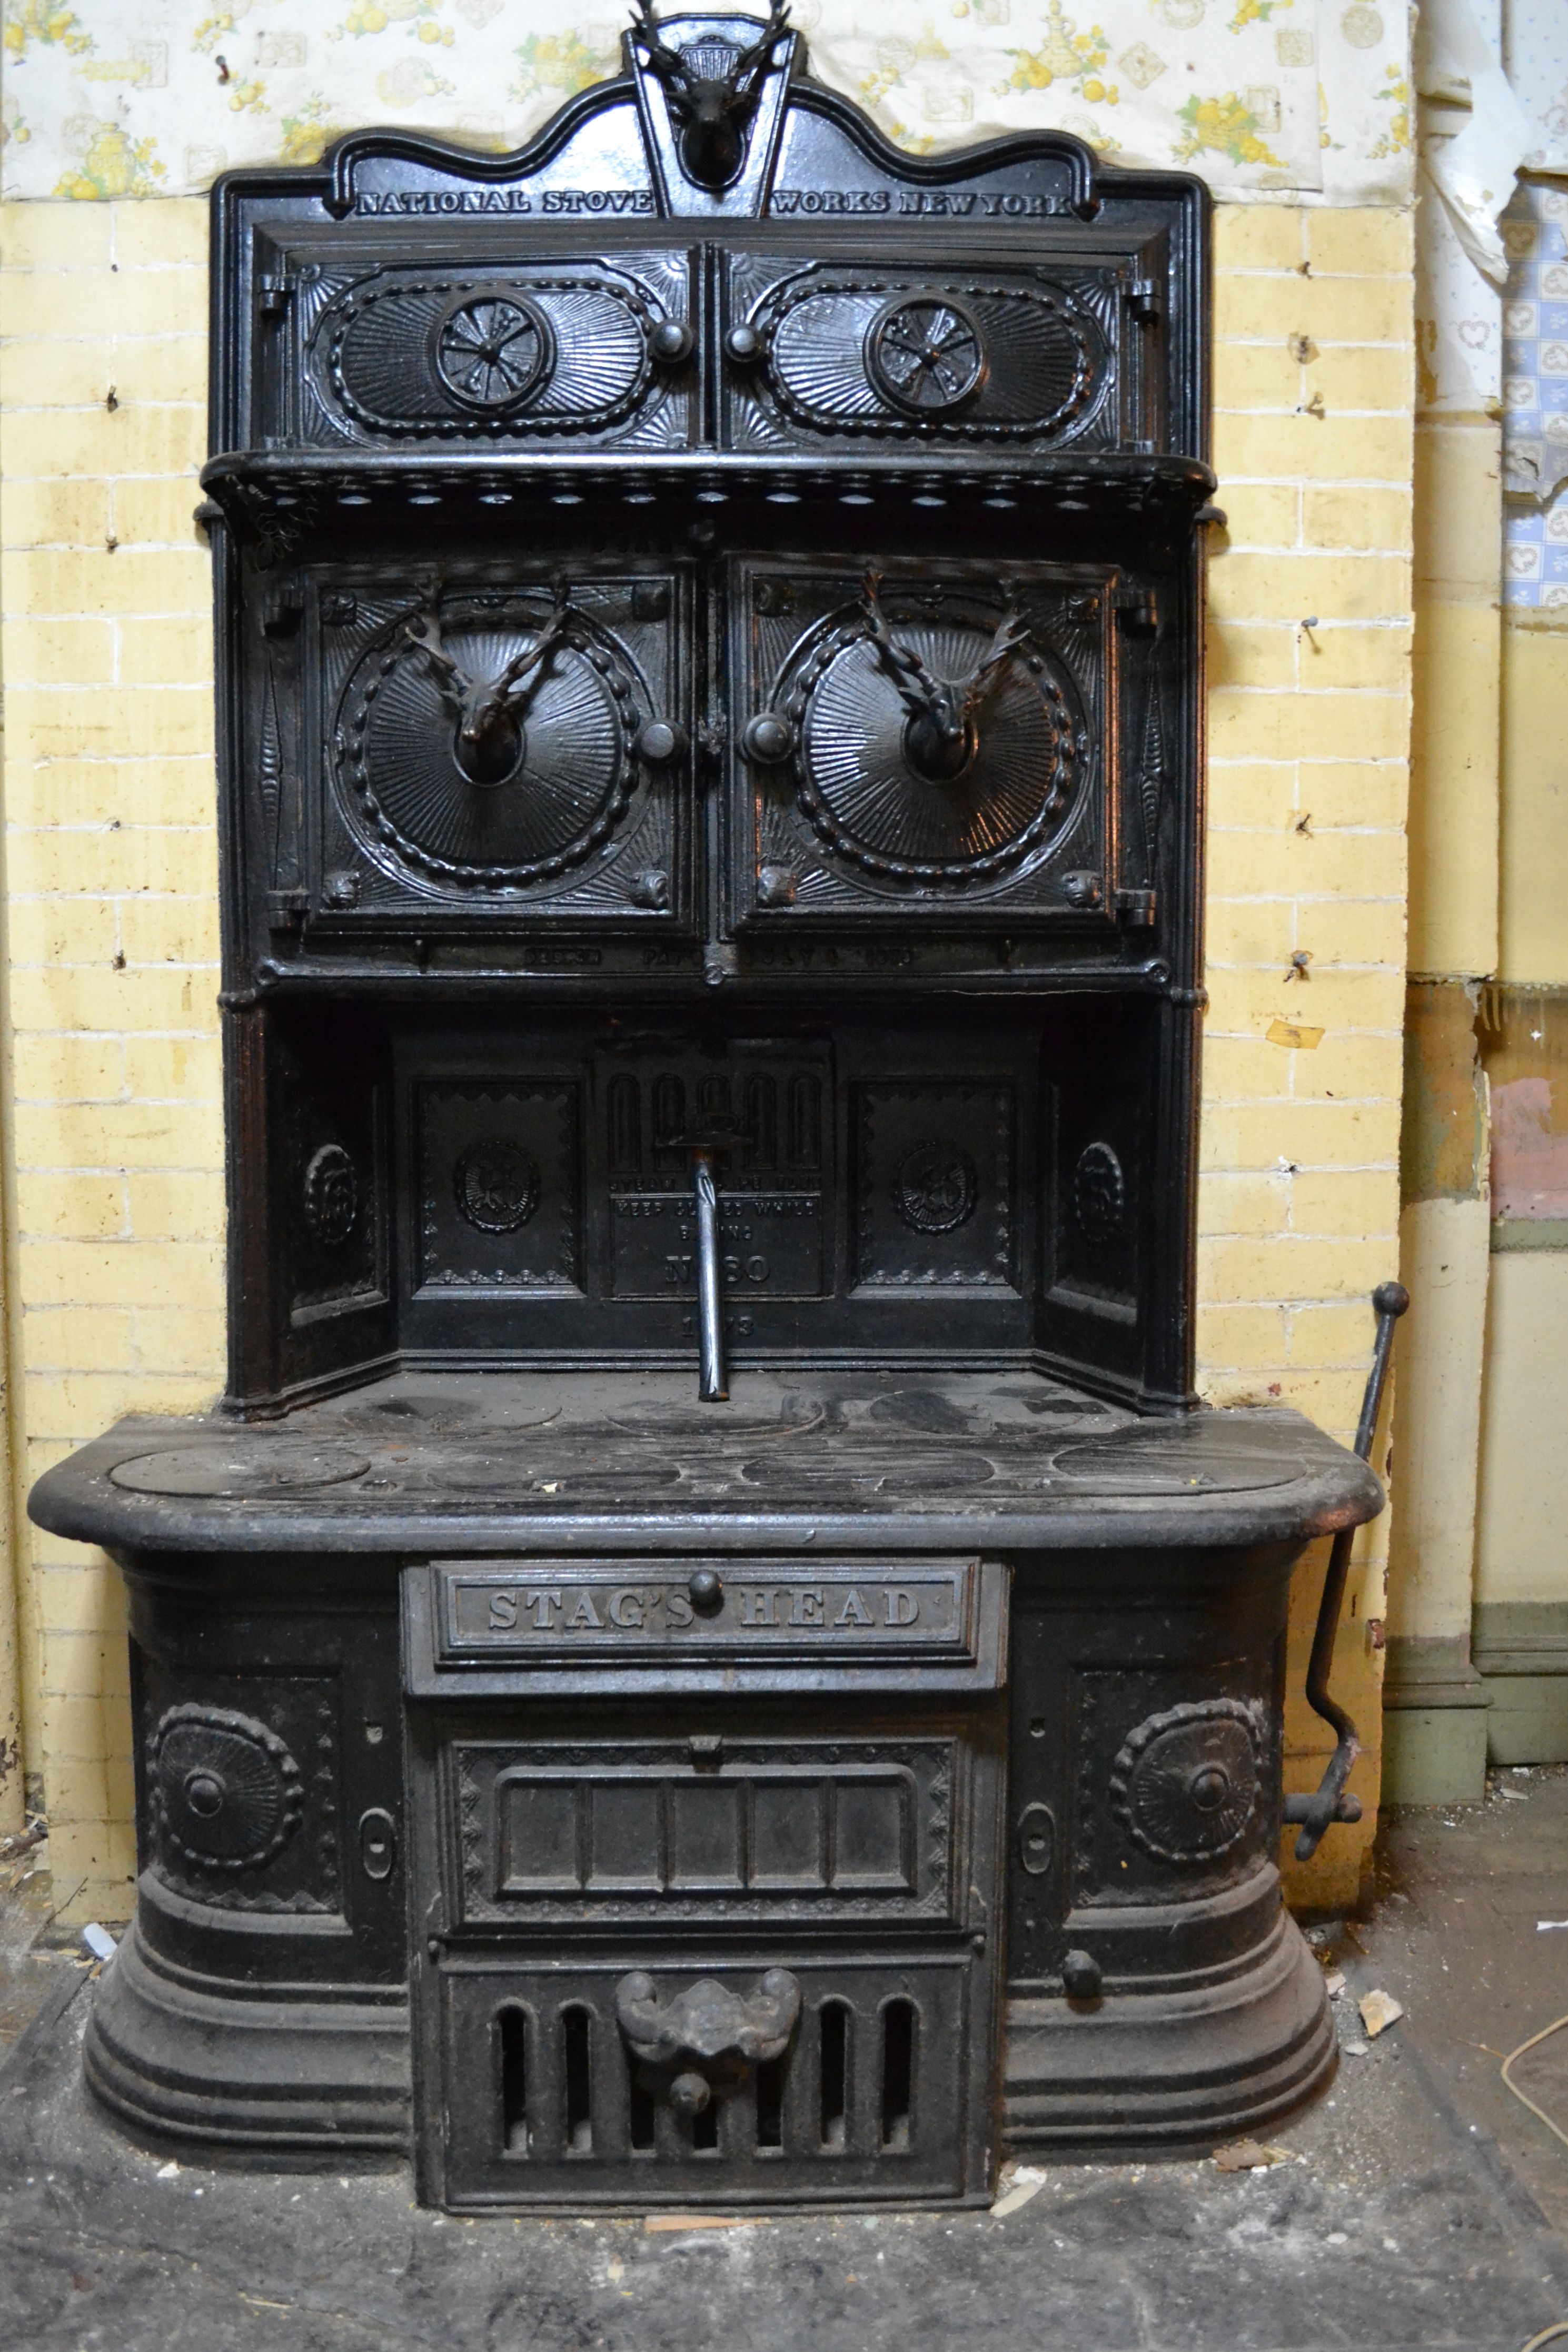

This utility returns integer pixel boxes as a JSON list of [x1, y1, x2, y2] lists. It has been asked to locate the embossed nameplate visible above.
[[407, 1556, 1005, 1691], [609, 1189, 825, 1299]]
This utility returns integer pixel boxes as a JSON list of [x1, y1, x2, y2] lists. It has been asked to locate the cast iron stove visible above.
[[32, 8, 1383, 2210]]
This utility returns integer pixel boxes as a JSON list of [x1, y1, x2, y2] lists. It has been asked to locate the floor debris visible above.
[[1359, 1989, 1405, 2038], [991, 2168, 1048, 2216], [1212, 2140, 1294, 2172], [643, 2214, 763, 2234]]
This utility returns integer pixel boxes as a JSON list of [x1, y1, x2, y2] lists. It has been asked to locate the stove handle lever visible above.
[[1281, 1279, 1408, 1862]]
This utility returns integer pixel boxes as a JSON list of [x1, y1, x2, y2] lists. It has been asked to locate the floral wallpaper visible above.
[[1, 0, 1410, 205], [1502, 180, 1568, 611]]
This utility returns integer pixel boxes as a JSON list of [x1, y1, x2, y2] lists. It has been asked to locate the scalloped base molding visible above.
[[84, 1890, 1332, 2162], [1004, 1903, 1334, 2151], [83, 1914, 410, 2156]]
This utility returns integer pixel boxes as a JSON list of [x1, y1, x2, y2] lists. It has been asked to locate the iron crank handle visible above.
[[1282, 1279, 1409, 1861]]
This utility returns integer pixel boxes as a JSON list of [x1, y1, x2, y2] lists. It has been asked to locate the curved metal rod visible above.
[[1282, 1278, 1409, 1860], [691, 1150, 728, 1404]]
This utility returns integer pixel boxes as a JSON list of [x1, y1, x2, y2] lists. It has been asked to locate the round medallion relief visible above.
[[891, 1138, 979, 1234], [1073, 1141, 1126, 1242], [149, 1704, 303, 1873], [433, 294, 554, 412], [454, 1136, 541, 1234], [780, 593, 1081, 890], [334, 597, 640, 894], [1109, 1699, 1264, 1865], [303, 1143, 359, 1249], [865, 296, 987, 416]]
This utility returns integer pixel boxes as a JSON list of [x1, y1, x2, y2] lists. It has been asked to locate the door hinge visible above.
[[266, 887, 309, 931], [1115, 587, 1159, 633], [1115, 888, 1157, 928]]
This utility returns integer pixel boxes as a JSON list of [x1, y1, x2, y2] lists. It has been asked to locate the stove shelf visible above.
[[199, 447, 1219, 554]]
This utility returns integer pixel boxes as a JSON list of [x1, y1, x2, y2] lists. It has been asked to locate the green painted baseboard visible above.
[[1382, 1705, 1491, 1804], [1382, 1635, 1490, 1804], [1474, 1602, 1568, 1765]]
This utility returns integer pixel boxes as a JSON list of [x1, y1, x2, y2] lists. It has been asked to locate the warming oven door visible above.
[[723, 554, 1131, 938]]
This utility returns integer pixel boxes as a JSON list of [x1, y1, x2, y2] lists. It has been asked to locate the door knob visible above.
[[636, 717, 688, 765], [740, 711, 796, 765], [647, 317, 694, 365]]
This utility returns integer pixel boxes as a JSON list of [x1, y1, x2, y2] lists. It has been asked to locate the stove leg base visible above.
[[1001, 1911, 1335, 2152], [83, 1915, 411, 2158]]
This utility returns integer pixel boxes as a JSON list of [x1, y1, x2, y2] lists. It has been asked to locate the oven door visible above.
[[250, 561, 696, 946], [723, 554, 1125, 938]]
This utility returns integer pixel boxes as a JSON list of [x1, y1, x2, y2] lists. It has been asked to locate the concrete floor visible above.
[[4, 1777, 1568, 2351]]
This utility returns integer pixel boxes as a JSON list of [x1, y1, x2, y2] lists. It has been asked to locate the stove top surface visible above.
[[31, 1372, 1387, 1556]]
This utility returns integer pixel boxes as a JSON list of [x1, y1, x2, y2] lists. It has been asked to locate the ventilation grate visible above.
[[488, 1985, 924, 2168]]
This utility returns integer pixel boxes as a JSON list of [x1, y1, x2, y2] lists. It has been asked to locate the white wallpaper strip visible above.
[[0, 0, 1411, 205]]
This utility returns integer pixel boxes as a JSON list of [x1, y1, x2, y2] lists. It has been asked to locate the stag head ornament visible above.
[[859, 571, 1032, 786], [404, 581, 573, 789], [630, 0, 793, 190]]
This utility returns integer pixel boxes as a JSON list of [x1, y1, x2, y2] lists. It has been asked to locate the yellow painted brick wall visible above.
[[0, 196, 1413, 1921], [1204, 204, 1413, 1910], [1, 199, 223, 1916]]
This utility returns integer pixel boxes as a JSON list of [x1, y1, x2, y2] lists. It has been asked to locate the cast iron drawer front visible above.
[[435, 1956, 974, 2206], [404, 1555, 1005, 1694], [443, 1736, 959, 1926]]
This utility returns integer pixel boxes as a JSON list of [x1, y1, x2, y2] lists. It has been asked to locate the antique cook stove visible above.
[[32, 8, 1386, 2211]]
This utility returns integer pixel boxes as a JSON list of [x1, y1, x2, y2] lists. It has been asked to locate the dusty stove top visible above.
[[29, 1372, 1385, 1557]]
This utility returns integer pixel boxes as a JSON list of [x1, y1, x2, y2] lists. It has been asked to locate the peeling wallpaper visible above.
[[1, 0, 1411, 204]]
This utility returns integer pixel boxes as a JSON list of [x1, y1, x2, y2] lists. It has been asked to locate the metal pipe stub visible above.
[[691, 1150, 726, 1402], [660, 1123, 752, 1403]]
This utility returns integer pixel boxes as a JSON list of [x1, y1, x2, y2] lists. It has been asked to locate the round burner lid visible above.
[[1049, 1417, 1312, 1495], [424, 1454, 683, 1498], [110, 1443, 372, 1498], [604, 1403, 823, 1441], [331, 1391, 561, 1435], [736, 1450, 995, 1495]]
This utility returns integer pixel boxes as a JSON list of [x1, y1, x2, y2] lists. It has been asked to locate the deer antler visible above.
[[859, 569, 945, 721], [629, 0, 687, 94], [858, 572, 1032, 777], [628, 1, 791, 185], [957, 606, 1031, 722], [404, 587, 473, 719], [483, 575, 573, 718], [404, 580, 576, 785], [730, 0, 792, 90]]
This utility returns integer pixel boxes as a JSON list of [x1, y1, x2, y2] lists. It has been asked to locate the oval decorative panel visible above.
[[752, 269, 1106, 441], [149, 1703, 305, 1873], [319, 269, 662, 440], [1108, 1700, 1265, 1865]]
